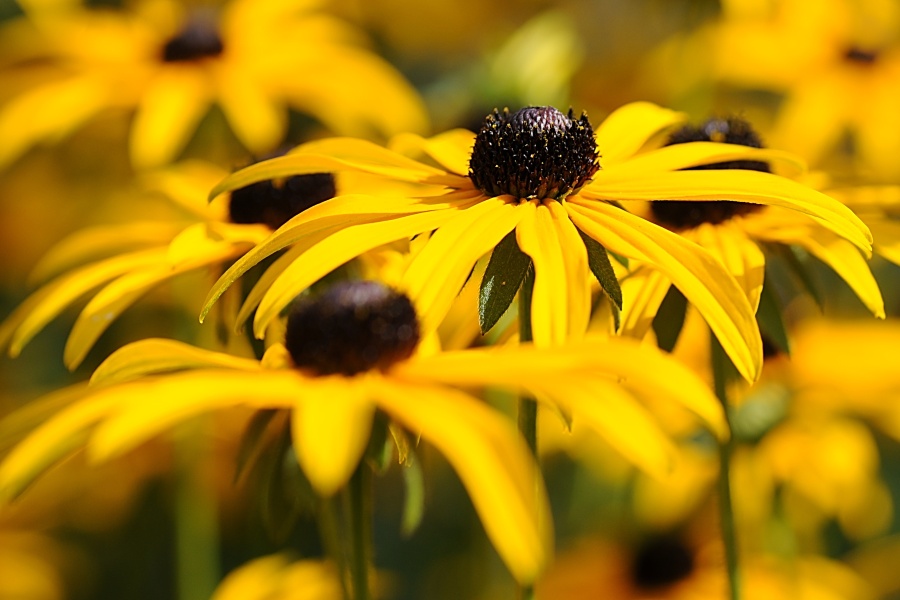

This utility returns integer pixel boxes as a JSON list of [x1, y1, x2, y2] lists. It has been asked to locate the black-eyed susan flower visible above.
[[0, 280, 729, 584], [0, 0, 428, 169], [618, 116, 884, 347], [204, 102, 872, 382], [0, 158, 342, 369]]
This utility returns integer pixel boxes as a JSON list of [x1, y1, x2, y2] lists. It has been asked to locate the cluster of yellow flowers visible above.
[[2, 0, 900, 599]]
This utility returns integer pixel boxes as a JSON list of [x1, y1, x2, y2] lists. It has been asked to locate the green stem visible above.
[[517, 266, 537, 600], [347, 465, 373, 600], [319, 496, 351, 600], [711, 335, 741, 600]]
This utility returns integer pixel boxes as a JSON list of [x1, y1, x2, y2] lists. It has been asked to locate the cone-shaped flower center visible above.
[[285, 281, 420, 377], [631, 536, 695, 589], [229, 170, 336, 229], [651, 117, 769, 230], [468, 106, 599, 200], [162, 12, 224, 62]]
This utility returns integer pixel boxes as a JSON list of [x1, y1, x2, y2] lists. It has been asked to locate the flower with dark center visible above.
[[651, 117, 771, 231], [229, 172, 336, 229], [285, 281, 420, 376], [468, 106, 599, 200], [630, 536, 695, 590], [161, 12, 224, 63], [844, 47, 879, 65]]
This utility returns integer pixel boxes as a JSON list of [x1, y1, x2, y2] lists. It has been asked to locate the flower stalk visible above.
[[517, 265, 538, 600]]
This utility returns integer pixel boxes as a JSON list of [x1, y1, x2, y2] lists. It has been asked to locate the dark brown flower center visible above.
[[162, 12, 224, 63], [284, 281, 420, 377], [229, 169, 336, 229], [631, 536, 695, 589], [468, 106, 599, 200], [844, 47, 878, 64], [650, 117, 769, 230]]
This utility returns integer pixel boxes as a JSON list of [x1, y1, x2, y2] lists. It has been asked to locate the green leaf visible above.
[[651, 285, 687, 352], [756, 275, 791, 356], [400, 446, 425, 537], [577, 228, 623, 309], [768, 243, 824, 309], [479, 230, 532, 334]]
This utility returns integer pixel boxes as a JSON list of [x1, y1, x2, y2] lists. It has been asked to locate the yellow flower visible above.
[[710, 0, 900, 178], [0, 0, 428, 169], [212, 555, 343, 600], [617, 116, 883, 349], [204, 101, 871, 382], [0, 280, 728, 584]]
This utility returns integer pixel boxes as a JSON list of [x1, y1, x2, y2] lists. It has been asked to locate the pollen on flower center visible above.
[[284, 281, 420, 377], [162, 12, 224, 62], [651, 116, 770, 231], [468, 106, 599, 201], [631, 536, 695, 590], [229, 170, 336, 230]]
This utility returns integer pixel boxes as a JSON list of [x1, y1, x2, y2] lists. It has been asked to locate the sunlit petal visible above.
[[692, 222, 765, 312], [389, 129, 476, 176], [594, 102, 686, 165], [215, 65, 286, 154], [619, 267, 672, 339]]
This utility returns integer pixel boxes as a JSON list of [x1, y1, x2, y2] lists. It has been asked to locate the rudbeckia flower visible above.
[[0, 159, 340, 369], [0, 0, 428, 169], [204, 101, 872, 382], [618, 116, 884, 348], [0, 280, 728, 584]]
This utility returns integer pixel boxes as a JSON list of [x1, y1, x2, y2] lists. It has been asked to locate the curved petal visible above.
[[370, 378, 552, 584], [1, 249, 166, 358], [395, 336, 727, 438], [91, 339, 261, 386], [584, 169, 873, 254], [209, 140, 455, 199], [87, 371, 303, 462], [254, 207, 469, 337], [692, 223, 765, 312], [594, 102, 686, 165], [567, 199, 762, 382], [388, 129, 476, 176], [540, 378, 676, 477], [619, 267, 672, 340], [403, 196, 522, 333], [291, 376, 374, 497], [130, 67, 212, 169]]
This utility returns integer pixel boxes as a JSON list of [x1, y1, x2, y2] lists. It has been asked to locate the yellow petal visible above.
[[209, 140, 452, 200], [403, 196, 521, 333], [90, 339, 260, 387], [291, 376, 374, 497], [594, 102, 686, 165], [371, 378, 552, 584], [750, 218, 885, 319], [2, 249, 166, 359], [567, 200, 762, 382], [88, 371, 302, 462], [396, 336, 727, 438], [130, 67, 212, 169], [388, 129, 476, 176], [235, 244, 308, 331], [619, 267, 672, 340], [215, 64, 286, 154], [544, 378, 676, 477], [585, 169, 873, 254], [600, 142, 806, 180], [870, 219, 900, 266], [692, 223, 765, 313], [254, 208, 466, 337], [0, 75, 107, 169]]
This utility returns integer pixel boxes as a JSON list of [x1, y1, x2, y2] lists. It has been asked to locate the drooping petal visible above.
[[395, 336, 727, 438], [370, 378, 552, 584], [389, 129, 476, 176], [87, 371, 303, 462], [253, 208, 471, 337], [538, 378, 676, 477], [214, 64, 286, 154], [403, 196, 522, 333], [869, 219, 900, 266], [618, 267, 672, 340], [1, 249, 167, 358], [692, 222, 766, 312], [90, 339, 261, 386], [130, 68, 212, 169], [567, 199, 762, 382], [291, 376, 374, 497], [583, 169, 873, 254], [594, 102, 686, 165], [235, 244, 308, 331]]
